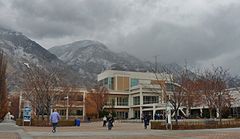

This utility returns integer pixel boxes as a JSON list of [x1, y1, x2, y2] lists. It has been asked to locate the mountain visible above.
[[0, 28, 82, 91], [49, 40, 184, 82], [49, 40, 148, 82]]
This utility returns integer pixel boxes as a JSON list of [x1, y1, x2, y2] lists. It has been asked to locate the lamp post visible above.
[[64, 96, 69, 120]]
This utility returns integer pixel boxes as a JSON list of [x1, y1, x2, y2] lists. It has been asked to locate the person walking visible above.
[[103, 116, 107, 127], [107, 114, 114, 130], [50, 109, 61, 133], [143, 114, 150, 129]]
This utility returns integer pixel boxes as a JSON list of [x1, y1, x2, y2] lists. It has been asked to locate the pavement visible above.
[[2, 118, 240, 139]]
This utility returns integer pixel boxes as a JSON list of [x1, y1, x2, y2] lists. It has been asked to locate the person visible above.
[[87, 117, 91, 122], [107, 114, 114, 130], [143, 114, 150, 129], [50, 109, 61, 133], [103, 116, 107, 127]]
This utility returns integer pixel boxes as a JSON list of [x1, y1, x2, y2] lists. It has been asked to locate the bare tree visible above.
[[0, 50, 8, 120], [22, 64, 66, 120], [198, 66, 234, 123], [168, 75, 187, 125]]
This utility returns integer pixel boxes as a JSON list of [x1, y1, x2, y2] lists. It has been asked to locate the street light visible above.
[[64, 96, 69, 120]]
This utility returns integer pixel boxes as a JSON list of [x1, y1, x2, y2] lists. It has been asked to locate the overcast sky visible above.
[[1, 0, 240, 74]]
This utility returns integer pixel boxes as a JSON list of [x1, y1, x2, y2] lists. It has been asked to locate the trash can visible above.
[[75, 119, 80, 126]]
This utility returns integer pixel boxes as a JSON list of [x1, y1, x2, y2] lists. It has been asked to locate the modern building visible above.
[[98, 70, 174, 119]]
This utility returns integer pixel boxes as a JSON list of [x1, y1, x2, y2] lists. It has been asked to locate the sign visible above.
[[23, 106, 31, 122]]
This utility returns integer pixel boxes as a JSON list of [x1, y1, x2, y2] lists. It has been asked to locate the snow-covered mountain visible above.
[[49, 40, 148, 82], [0, 28, 82, 91], [49, 40, 184, 82], [0, 27, 185, 91]]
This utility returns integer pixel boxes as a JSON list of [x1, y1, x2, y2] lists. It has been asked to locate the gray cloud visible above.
[[1, 0, 240, 74]]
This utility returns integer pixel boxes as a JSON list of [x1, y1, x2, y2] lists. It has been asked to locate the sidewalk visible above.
[[2, 118, 240, 139], [0, 116, 32, 139], [23, 121, 240, 139]]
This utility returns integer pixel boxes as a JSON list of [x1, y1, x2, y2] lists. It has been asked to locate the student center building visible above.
[[98, 70, 174, 119]]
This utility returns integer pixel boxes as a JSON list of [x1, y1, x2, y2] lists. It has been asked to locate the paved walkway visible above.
[[2, 118, 240, 139], [0, 116, 32, 139]]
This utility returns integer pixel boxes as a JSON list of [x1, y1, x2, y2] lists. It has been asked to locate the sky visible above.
[[1, 0, 240, 74]]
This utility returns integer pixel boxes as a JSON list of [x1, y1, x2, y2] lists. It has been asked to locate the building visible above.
[[53, 88, 87, 120], [16, 88, 88, 121], [98, 70, 173, 119]]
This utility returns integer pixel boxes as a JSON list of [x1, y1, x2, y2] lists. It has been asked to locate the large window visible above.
[[133, 96, 140, 105], [103, 78, 108, 86], [116, 112, 128, 119], [117, 97, 128, 106], [70, 109, 83, 116], [143, 96, 159, 104], [134, 110, 140, 119]]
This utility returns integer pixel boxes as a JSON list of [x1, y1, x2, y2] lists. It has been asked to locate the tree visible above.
[[9, 94, 19, 119], [198, 66, 234, 123], [168, 77, 187, 125], [85, 86, 109, 118], [22, 64, 66, 120], [0, 50, 8, 120], [151, 64, 187, 125]]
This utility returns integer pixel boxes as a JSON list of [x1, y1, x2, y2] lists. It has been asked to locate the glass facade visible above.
[[133, 96, 140, 105], [102, 77, 114, 90], [116, 111, 128, 119], [134, 110, 140, 119], [143, 96, 159, 104], [117, 97, 128, 106]]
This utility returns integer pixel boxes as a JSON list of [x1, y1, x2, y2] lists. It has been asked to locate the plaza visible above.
[[1, 118, 240, 139]]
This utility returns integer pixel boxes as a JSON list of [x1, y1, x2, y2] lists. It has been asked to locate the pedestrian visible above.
[[87, 117, 91, 122], [50, 109, 61, 133], [143, 114, 150, 129], [103, 116, 107, 127], [107, 114, 114, 130]]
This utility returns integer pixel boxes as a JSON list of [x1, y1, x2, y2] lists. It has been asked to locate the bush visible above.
[[151, 119, 240, 130], [16, 118, 75, 126]]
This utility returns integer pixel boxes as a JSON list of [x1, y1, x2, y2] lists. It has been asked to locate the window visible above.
[[143, 96, 159, 104], [105, 97, 115, 106], [131, 79, 139, 87], [116, 112, 128, 119], [70, 109, 83, 116], [76, 95, 83, 101], [59, 110, 65, 116], [117, 97, 128, 106], [109, 77, 114, 90], [76, 109, 83, 116], [133, 96, 140, 105], [166, 83, 175, 91], [134, 110, 140, 119], [104, 78, 108, 85]]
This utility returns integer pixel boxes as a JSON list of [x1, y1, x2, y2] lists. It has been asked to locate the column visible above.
[[153, 105, 156, 120], [140, 106, 143, 119]]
